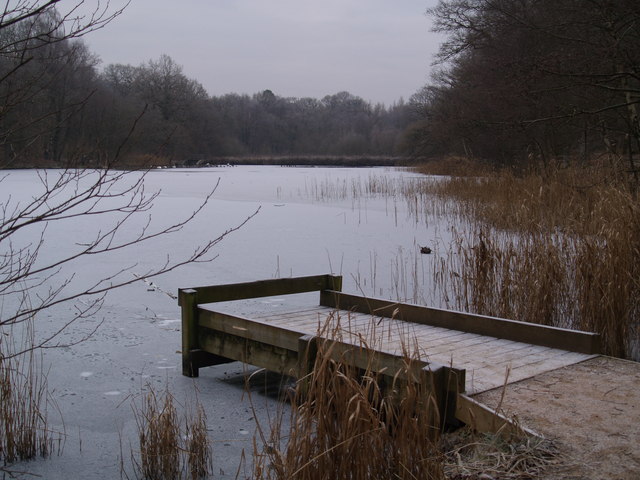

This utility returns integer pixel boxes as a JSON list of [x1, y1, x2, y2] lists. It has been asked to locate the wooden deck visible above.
[[179, 274, 600, 434], [249, 305, 596, 395]]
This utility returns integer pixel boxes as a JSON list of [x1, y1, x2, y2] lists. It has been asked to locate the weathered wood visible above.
[[254, 306, 329, 322], [320, 290, 600, 354], [297, 335, 318, 378], [296, 334, 319, 397], [179, 274, 342, 305], [452, 339, 541, 364], [189, 350, 234, 369], [294, 334, 462, 427], [179, 274, 602, 435], [198, 306, 465, 391], [323, 339, 432, 382], [180, 288, 200, 377], [198, 328, 299, 376], [218, 302, 595, 394], [199, 309, 303, 351], [455, 393, 541, 439]]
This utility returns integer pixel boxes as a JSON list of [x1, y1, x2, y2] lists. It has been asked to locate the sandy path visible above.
[[473, 356, 640, 479]]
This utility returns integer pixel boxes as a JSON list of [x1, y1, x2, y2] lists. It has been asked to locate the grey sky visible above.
[[82, 0, 443, 105]]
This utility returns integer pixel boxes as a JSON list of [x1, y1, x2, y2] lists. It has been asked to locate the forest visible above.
[[0, 7, 414, 169], [1, 1, 638, 172], [405, 0, 639, 173]]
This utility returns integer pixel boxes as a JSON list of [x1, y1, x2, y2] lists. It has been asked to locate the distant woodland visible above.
[[1, 1, 638, 170], [0, 8, 413, 169]]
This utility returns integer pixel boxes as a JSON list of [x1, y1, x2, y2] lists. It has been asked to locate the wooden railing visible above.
[[178, 274, 342, 377], [320, 291, 601, 354]]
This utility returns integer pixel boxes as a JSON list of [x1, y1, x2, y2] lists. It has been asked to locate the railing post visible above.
[[180, 288, 199, 377], [328, 274, 342, 292], [319, 274, 343, 306]]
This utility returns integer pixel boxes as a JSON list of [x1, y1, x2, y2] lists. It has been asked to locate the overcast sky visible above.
[[81, 0, 443, 106]]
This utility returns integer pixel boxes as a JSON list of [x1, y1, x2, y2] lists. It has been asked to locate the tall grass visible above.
[[251, 318, 445, 480], [0, 353, 55, 464], [295, 158, 639, 359], [130, 385, 212, 480], [0, 319, 61, 466], [424, 159, 640, 359]]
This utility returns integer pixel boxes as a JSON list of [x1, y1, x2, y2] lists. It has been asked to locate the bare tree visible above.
[[1, 169, 258, 357], [0, 1, 129, 166], [412, 0, 640, 169], [0, 2, 257, 358]]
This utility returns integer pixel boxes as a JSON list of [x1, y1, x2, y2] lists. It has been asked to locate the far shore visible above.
[[176, 155, 410, 168]]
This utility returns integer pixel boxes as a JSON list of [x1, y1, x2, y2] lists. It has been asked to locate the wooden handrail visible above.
[[178, 274, 342, 306], [320, 290, 600, 354]]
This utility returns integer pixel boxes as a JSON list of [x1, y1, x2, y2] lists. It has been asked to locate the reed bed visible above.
[[0, 320, 61, 467], [250, 315, 445, 480], [424, 159, 638, 235], [423, 160, 640, 360], [0, 352, 55, 465], [130, 385, 212, 480], [296, 158, 639, 359], [189, 155, 403, 168], [300, 172, 448, 231]]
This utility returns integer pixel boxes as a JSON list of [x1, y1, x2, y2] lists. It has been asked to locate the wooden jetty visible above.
[[179, 274, 600, 434]]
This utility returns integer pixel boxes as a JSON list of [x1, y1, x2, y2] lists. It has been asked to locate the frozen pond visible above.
[[146, 165, 449, 303], [1, 166, 453, 478]]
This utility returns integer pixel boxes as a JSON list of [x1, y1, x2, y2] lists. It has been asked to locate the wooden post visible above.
[[417, 366, 443, 434], [419, 364, 465, 430], [297, 334, 319, 396], [442, 366, 465, 426], [327, 274, 342, 292], [321, 275, 343, 306], [180, 288, 199, 377]]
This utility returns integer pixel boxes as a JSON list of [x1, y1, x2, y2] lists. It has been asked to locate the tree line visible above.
[[0, 1, 258, 358], [0, 7, 414, 169], [405, 0, 639, 172]]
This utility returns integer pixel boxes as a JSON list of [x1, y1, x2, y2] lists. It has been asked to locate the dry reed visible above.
[[297, 158, 639, 358], [251, 316, 445, 480], [442, 427, 560, 480], [184, 403, 210, 480], [131, 385, 212, 480], [424, 159, 639, 359], [0, 319, 60, 467]]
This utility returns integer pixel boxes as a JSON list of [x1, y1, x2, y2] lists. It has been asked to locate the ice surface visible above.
[[1, 166, 453, 478]]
